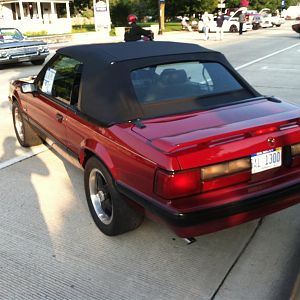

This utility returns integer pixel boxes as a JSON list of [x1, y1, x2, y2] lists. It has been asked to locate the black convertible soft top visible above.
[[56, 42, 259, 126], [58, 41, 215, 62]]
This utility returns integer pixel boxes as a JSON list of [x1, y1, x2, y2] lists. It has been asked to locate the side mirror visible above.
[[21, 83, 37, 93]]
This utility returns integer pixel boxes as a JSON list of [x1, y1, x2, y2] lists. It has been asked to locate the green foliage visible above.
[[110, 1, 131, 26], [81, 8, 94, 18], [24, 30, 48, 37], [164, 22, 183, 32], [72, 24, 95, 33], [247, 0, 300, 11], [71, 0, 300, 22], [226, 0, 241, 8]]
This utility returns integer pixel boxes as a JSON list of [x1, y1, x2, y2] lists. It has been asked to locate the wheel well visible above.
[[230, 24, 237, 32], [81, 149, 95, 168], [81, 148, 117, 180]]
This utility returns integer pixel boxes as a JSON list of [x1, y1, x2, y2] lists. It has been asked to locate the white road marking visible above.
[[0, 145, 48, 170], [236, 43, 300, 70], [261, 66, 300, 72]]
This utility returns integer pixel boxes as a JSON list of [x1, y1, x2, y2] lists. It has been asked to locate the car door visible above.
[[26, 55, 82, 148]]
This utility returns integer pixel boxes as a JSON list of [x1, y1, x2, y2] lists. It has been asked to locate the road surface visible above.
[[0, 24, 299, 300]]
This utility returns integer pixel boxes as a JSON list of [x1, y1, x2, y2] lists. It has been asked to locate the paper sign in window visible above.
[[42, 68, 56, 94]]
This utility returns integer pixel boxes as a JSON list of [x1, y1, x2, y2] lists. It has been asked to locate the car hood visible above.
[[132, 98, 300, 153], [0, 40, 47, 49]]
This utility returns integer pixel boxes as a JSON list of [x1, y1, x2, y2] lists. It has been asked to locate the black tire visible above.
[[84, 156, 144, 236], [31, 59, 45, 65], [12, 101, 42, 147], [229, 25, 238, 33]]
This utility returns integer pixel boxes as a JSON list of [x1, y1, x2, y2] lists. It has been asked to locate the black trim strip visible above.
[[116, 182, 300, 227]]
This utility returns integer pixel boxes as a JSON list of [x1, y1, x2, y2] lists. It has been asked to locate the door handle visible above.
[[55, 113, 64, 123]]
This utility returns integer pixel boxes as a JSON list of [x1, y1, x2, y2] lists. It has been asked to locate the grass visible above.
[[24, 30, 48, 37], [137, 22, 182, 32], [164, 22, 182, 32], [72, 24, 95, 33], [24, 22, 183, 37]]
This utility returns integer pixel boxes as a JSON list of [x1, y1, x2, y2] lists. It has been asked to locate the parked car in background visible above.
[[198, 14, 252, 33], [259, 8, 285, 27], [285, 6, 300, 20], [226, 8, 253, 32], [245, 10, 263, 30], [0, 28, 49, 65], [9, 42, 300, 239]]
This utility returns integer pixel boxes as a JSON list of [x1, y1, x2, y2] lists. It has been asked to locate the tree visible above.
[[110, 1, 131, 26]]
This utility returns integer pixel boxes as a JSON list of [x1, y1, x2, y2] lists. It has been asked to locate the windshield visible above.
[[130, 61, 255, 117], [0, 28, 24, 42]]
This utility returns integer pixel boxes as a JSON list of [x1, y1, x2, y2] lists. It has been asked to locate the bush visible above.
[[110, 2, 131, 27], [81, 8, 94, 19], [24, 30, 48, 37], [72, 24, 95, 33]]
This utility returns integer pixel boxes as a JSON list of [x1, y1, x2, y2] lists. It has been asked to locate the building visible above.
[[0, 0, 73, 34]]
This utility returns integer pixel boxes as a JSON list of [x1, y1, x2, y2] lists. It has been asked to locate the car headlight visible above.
[[0, 50, 7, 57], [38, 45, 48, 53]]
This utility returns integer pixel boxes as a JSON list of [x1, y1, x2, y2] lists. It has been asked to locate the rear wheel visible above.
[[84, 156, 144, 236], [229, 25, 238, 33], [12, 101, 42, 147]]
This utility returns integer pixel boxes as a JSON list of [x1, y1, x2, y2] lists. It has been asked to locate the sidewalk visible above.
[[40, 19, 295, 49]]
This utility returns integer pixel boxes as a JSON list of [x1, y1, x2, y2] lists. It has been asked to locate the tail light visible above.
[[154, 157, 251, 199], [154, 169, 201, 199], [201, 158, 251, 181], [251, 126, 277, 136], [291, 143, 300, 156]]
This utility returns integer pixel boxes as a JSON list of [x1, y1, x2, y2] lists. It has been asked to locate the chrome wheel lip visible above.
[[14, 106, 24, 142], [89, 168, 113, 225]]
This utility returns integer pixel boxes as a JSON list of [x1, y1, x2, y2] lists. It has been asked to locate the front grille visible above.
[[8, 46, 39, 56]]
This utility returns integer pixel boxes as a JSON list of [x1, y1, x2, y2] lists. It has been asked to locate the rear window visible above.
[[130, 61, 254, 116]]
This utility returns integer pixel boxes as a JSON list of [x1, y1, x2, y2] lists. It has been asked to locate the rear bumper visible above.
[[117, 182, 300, 237]]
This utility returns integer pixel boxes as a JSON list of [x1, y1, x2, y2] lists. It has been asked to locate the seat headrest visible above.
[[160, 69, 188, 85]]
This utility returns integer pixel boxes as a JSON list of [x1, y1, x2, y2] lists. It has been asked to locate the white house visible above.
[[0, 0, 73, 34]]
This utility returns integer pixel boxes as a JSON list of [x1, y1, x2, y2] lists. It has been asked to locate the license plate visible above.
[[18, 57, 30, 62], [251, 148, 282, 174]]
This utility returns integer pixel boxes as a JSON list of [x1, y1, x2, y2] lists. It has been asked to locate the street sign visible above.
[[93, 0, 111, 35]]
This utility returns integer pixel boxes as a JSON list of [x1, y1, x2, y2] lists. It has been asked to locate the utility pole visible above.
[[158, 0, 165, 35]]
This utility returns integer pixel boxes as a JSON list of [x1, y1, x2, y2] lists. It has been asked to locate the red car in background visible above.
[[9, 42, 300, 239]]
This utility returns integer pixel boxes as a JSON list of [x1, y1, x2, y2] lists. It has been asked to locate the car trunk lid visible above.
[[132, 98, 300, 168]]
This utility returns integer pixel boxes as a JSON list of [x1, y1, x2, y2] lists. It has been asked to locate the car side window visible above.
[[37, 55, 82, 106]]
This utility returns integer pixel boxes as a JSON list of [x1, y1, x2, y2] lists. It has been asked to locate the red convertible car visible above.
[[9, 42, 300, 239]]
